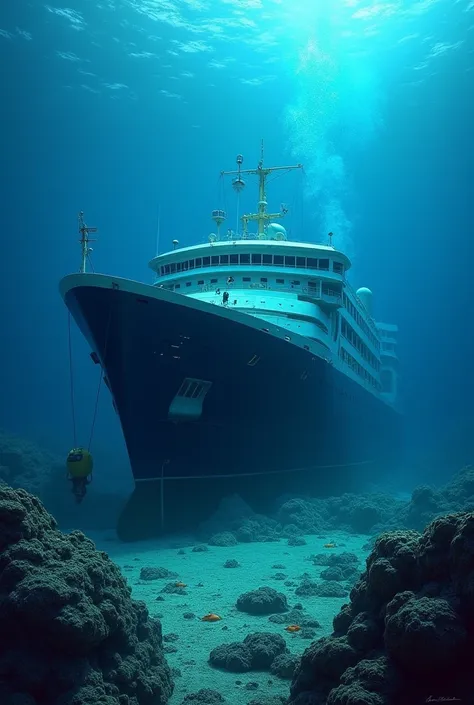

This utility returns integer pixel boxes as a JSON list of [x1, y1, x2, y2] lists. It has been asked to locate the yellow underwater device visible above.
[[66, 447, 93, 503]]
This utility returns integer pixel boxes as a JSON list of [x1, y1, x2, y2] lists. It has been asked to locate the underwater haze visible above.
[[2, 3, 474, 705], [1, 1, 474, 486]]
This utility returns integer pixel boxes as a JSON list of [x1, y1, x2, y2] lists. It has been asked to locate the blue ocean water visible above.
[[2, 1, 473, 495], [1, 4, 474, 704]]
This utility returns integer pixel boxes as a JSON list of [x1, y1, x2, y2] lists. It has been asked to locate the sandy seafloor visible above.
[[89, 529, 372, 705]]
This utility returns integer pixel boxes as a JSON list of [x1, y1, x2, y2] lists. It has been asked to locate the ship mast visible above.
[[77, 211, 97, 273], [220, 139, 303, 239]]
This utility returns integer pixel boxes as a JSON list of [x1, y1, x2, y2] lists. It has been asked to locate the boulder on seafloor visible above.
[[0, 484, 174, 704], [236, 586, 289, 615], [288, 511, 474, 705], [209, 632, 297, 679]]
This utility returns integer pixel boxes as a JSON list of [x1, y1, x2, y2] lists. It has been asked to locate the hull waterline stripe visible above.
[[135, 459, 374, 483]]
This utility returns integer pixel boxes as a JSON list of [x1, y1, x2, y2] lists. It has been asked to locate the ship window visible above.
[[308, 281, 317, 288], [240, 253, 250, 264], [333, 262, 344, 274], [160, 266, 164, 276], [177, 262, 182, 272], [211, 278, 217, 283], [164, 264, 170, 275], [319, 259, 329, 270], [175, 284, 180, 289], [170, 263, 176, 273], [274, 255, 284, 265], [183, 261, 189, 271], [211, 256, 219, 265], [230, 254, 238, 264], [262, 254, 272, 264], [307, 258, 318, 269], [188, 260, 195, 269], [186, 282, 192, 287], [276, 278, 284, 284], [296, 257, 306, 267], [243, 277, 251, 282], [195, 258, 202, 268], [220, 255, 229, 265], [322, 282, 332, 294], [203, 256, 210, 267], [291, 280, 300, 286], [198, 280, 204, 285], [251, 253, 261, 264], [260, 277, 268, 282], [285, 256, 295, 267]]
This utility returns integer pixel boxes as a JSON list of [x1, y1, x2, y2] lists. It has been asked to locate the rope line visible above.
[[135, 459, 374, 483], [67, 311, 77, 447]]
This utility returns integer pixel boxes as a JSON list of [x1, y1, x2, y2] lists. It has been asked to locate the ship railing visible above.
[[196, 280, 342, 305], [205, 231, 336, 247]]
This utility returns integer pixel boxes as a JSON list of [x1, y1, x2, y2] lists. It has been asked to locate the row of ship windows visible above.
[[341, 318, 380, 371], [160, 276, 335, 294], [342, 293, 379, 351], [339, 347, 382, 391], [159, 254, 345, 277]]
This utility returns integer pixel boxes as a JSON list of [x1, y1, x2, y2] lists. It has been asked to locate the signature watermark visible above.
[[426, 697, 462, 703]]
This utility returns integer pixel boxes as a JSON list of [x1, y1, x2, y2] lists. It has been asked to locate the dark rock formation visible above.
[[295, 577, 348, 598], [268, 607, 321, 629], [208, 532, 238, 547], [311, 552, 359, 568], [140, 566, 178, 581], [288, 536, 307, 546], [0, 485, 174, 704], [180, 689, 225, 704], [198, 466, 474, 542], [209, 632, 291, 677], [236, 586, 289, 615], [289, 511, 474, 705]]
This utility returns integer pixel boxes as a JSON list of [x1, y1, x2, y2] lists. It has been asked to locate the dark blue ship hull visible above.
[[61, 274, 402, 541]]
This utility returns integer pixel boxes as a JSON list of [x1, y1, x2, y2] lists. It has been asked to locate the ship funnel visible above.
[[356, 287, 373, 316]]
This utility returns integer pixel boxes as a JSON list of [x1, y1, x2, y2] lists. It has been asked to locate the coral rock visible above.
[[236, 586, 288, 615], [0, 485, 173, 704]]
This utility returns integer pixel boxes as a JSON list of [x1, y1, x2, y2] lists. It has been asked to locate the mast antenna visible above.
[[221, 139, 303, 239], [77, 211, 97, 274], [155, 205, 161, 256]]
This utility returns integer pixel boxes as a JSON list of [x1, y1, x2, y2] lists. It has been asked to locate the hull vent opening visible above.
[[247, 354, 260, 367], [168, 378, 212, 421]]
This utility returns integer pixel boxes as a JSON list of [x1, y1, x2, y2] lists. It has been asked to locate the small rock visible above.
[[164, 633, 179, 642], [140, 566, 178, 581], [164, 645, 178, 654], [209, 532, 238, 547], [288, 536, 307, 546]]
